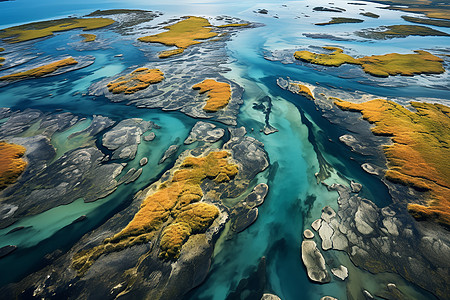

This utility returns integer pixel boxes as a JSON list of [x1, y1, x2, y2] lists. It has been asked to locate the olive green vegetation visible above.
[[294, 47, 360, 67], [360, 12, 380, 18], [294, 47, 445, 77], [86, 9, 152, 16], [216, 23, 249, 28], [356, 24, 450, 39], [72, 151, 238, 275], [80, 33, 96, 42], [0, 57, 78, 81], [0, 17, 115, 43], [401, 15, 450, 27], [335, 99, 450, 227], [138, 16, 218, 58], [315, 17, 364, 26], [363, 0, 450, 20]]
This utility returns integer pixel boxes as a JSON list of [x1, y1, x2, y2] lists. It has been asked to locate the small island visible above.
[[79, 33, 97, 42], [315, 17, 364, 26], [0, 57, 78, 80], [356, 24, 450, 39], [192, 79, 232, 112], [107, 67, 164, 94], [294, 47, 445, 77], [401, 15, 450, 28]]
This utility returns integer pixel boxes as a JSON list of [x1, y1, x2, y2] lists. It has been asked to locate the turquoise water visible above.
[[0, 0, 449, 298]]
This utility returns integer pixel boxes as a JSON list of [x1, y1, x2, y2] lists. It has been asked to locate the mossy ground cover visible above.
[[360, 12, 380, 18], [0, 17, 115, 43], [0, 57, 78, 81], [334, 99, 450, 227], [356, 24, 450, 39], [294, 47, 445, 77], [80, 33, 96, 42], [216, 23, 249, 28], [289, 83, 315, 100], [364, 0, 450, 20], [401, 15, 450, 27], [107, 67, 164, 94], [72, 151, 238, 275], [315, 17, 364, 26], [138, 16, 219, 58], [0, 141, 27, 190], [192, 79, 232, 112]]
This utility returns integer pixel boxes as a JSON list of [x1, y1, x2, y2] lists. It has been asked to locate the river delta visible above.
[[0, 0, 449, 300]]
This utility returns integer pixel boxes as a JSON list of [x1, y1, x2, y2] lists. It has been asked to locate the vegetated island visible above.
[[0, 17, 115, 43], [294, 47, 445, 77], [360, 12, 380, 18], [315, 17, 364, 26], [0, 57, 78, 80], [107, 67, 164, 94], [138, 16, 249, 58], [80, 33, 96, 42], [0, 141, 27, 190], [72, 150, 238, 275], [356, 24, 450, 39], [192, 79, 232, 112], [363, 0, 450, 20], [401, 15, 450, 28], [334, 99, 450, 228]]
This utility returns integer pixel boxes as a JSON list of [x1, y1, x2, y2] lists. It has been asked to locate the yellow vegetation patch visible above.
[[0, 17, 115, 43], [294, 47, 445, 77], [72, 151, 238, 275], [294, 47, 361, 67], [159, 48, 185, 58], [334, 99, 450, 227], [138, 16, 218, 58], [80, 33, 96, 42], [107, 68, 164, 94], [289, 83, 315, 100], [398, 7, 450, 20], [358, 50, 444, 77], [0, 57, 78, 81], [0, 141, 27, 190], [216, 23, 249, 28], [192, 79, 232, 112]]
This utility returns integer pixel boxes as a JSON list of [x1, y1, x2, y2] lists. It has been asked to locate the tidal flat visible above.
[[0, 1, 449, 300]]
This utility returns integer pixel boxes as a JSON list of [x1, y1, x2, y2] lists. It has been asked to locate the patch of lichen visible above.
[[0, 57, 78, 81], [80, 33, 96, 42], [138, 16, 218, 58], [294, 47, 445, 77], [159, 202, 219, 259], [356, 25, 449, 39], [358, 50, 445, 77], [315, 17, 364, 25], [159, 48, 185, 58], [294, 47, 361, 67], [0, 17, 115, 43], [289, 83, 314, 100], [334, 99, 450, 227], [192, 79, 232, 112], [0, 141, 27, 190], [216, 23, 250, 28], [107, 68, 164, 94], [72, 151, 238, 275]]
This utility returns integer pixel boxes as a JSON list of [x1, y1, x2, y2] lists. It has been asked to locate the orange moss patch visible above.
[[0, 17, 115, 43], [107, 68, 164, 94], [159, 48, 185, 58], [0, 57, 78, 81], [80, 33, 96, 42], [0, 142, 27, 190], [289, 83, 315, 100], [294, 47, 445, 77], [334, 99, 450, 227], [192, 79, 231, 112], [138, 16, 218, 58], [72, 151, 238, 275]]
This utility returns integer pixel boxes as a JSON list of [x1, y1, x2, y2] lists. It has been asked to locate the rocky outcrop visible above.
[[184, 121, 225, 145], [159, 144, 179, 164], [102, 118, 152, 160], [331, 265, 348, 280], [301, 240, 330, 283]]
